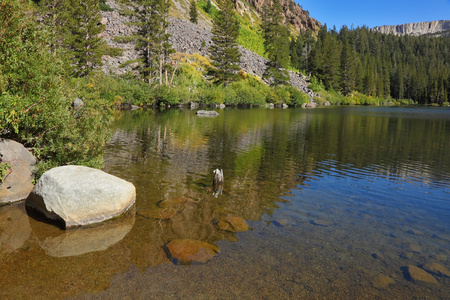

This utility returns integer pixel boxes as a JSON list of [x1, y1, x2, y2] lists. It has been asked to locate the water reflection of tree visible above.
[[103, 109, 316, 269]]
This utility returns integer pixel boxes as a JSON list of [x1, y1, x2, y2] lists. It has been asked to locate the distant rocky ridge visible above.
[[100, 0, 317, 99], [372, 20, 450, 36]]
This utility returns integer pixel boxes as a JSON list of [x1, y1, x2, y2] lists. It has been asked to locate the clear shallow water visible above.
[[1, 107, 449, 299]]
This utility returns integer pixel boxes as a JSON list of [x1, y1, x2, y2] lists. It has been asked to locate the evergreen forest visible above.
[[292, 24, 450, 105]]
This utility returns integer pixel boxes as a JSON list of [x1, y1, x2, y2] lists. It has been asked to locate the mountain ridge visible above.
[[372, 20, 450, 36]]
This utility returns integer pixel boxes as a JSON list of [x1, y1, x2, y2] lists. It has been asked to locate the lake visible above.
[[1, 106, 449, 299]]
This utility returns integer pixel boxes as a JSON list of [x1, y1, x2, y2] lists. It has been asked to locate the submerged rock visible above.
[[371, 274, 395, 290], [138, 207, 179, 220], [423, 262, 450, 278], [166, 239, 220, 264], [406, 265, 439, 286], [26, 165, 136, 228], [0, 139, 37, 204], [273, 219, 288, 227], [407, 229, 424, 236], [217, 216, 250, 232], [311, 219, 332, 227]]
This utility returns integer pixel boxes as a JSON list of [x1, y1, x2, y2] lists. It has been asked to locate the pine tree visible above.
[[354, 57, 364, 92], [290, 38, 299, 69], [261, 0, 289, 85], [64, 0, 108, 77], [322, 36, 340, 90], [383, 67, 390, 98], [119, 0, 175, 85], [205, 0, 212, 14], [208, 0, 241, 85], [340, 41, 355, 96], [189, 0, 198, 24], [37, 0, 69, 53]]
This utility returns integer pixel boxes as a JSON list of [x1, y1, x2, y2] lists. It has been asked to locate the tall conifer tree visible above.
[[37, 0, 69, 53], [64, 0, 108, 77], [340, 41, 355, 96], [189, 0, 198, 24], [261, 0, 289, 85], [119, 0, 175, 85], [208, 0, 241, 85]]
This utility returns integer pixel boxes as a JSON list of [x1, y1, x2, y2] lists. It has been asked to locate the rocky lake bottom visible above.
[[1, 107, 449, 299]]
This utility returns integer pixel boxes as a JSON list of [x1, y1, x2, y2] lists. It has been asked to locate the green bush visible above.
[[0, 2, 114, 178], [308, 76, 325, 93], [99, 3, 113, 12], [197, 0, 218, 18], [197, 85, 226, 105], [266, 87, 290, 105], [283, 86, 309, 106], [224, 80, 267, 106]]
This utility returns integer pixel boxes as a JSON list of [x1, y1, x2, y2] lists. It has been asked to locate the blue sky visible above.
[[297, 0, 450, 30]]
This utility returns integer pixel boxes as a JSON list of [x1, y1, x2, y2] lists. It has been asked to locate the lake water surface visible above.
[[1, 107, 449, 299]]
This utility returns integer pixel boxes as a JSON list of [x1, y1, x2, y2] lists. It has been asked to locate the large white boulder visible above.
[[26, 165, 135, 228]]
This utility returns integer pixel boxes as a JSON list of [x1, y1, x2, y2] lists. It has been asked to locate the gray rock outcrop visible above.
[[373, 20, 450, 36], [100, 0, 317, 98], [0, 139, 37, 205], [26, 165, 136, 228], [196, 110, 219, 117]]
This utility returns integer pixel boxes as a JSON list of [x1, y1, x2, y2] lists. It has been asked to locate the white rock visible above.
[[26, 165, 135, 228]]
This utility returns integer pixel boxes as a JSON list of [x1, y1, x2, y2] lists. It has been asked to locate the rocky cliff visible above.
[[236, 0, 321, 33], [170, 0, 321, 34], [100, 0, 317, 98], [372, 20, 450, 36]]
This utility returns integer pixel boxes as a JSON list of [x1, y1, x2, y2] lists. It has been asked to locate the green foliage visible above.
[[90, 74, 156, 106], [0, 1, 114, 178], [283, 86, 309, 106], [205, 0, 212, 14], [266, 88, 289, 104], [189, 0, 198, 24], [99, 1, 113, 11], [197, 0, 217, 18], [306, 24, 450, 105], [64, 0, 110, 77], [0, 161, 11, 183], [118, 0, 175, 85], [261, 0, 290, 85], [197, 85, 226, 105], [235, 13, 265, 57], [224, 80, 267, 106], [308, 76, 325, 93], [208, 0, 241, 85]]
